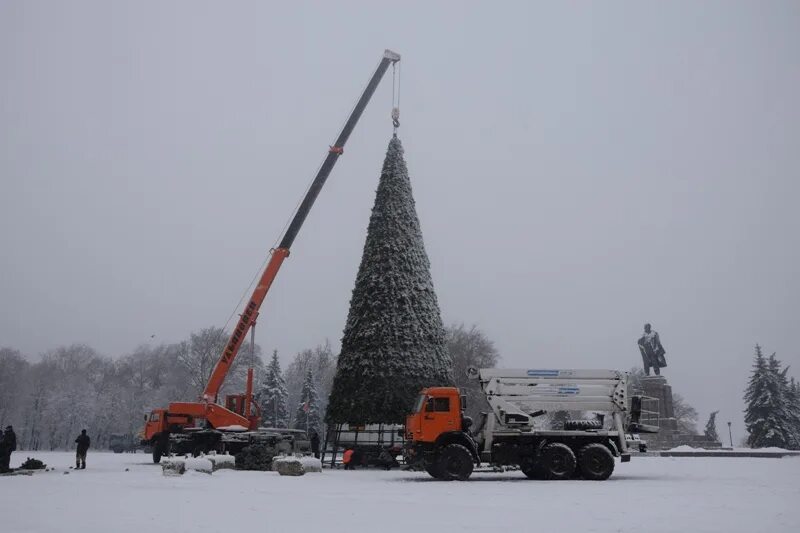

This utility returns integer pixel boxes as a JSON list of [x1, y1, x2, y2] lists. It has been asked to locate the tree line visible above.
[[0, 323, 499, 450]]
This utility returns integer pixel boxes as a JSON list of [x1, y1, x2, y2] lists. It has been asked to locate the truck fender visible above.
[[435, 432, 480, 464], [607, 439, 620, 457]]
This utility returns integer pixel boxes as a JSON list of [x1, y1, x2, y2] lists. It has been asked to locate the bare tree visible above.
[[447, 324, 500, 420], [673, 393, 699, 434]]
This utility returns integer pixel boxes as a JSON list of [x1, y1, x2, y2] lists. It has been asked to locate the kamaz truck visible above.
[[404, 368, 654, 481]]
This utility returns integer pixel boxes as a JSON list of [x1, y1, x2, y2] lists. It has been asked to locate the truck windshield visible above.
[[413, 394, 426, 413]]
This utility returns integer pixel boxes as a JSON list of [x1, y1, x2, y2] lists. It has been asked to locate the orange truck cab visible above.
[[404, 387, 480, 480]]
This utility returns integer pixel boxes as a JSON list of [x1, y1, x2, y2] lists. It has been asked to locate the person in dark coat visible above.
[[0, 429, 7, 473], [75, 429, 90, 469], [1, 425, 17, 473], [309, 430, 321, 459]]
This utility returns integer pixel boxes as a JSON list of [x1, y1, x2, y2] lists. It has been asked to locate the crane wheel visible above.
[[436, 444, 474, 481], [539, 442, 576, 480], [520, 457, 546, 480], [577, 443, 615, 480]]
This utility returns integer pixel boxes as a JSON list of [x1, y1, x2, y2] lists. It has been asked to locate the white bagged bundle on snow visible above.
[[163, 457, 213, 476], [162, 459, 186, 476], [184, 457, 213, 474], [272, 456, 305, 476], [299, 456, 322, 473], [207, 454, 235, 471]]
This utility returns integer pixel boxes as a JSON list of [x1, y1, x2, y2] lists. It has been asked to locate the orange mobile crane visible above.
[[141, 50, 401, 463]]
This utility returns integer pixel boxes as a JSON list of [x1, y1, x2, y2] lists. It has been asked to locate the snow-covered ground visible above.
[[2, 452, 799, 533]]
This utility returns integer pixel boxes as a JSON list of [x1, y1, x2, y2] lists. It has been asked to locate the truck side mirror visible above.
[[461, 395, 467, 410], [144, 414, 148, 422]]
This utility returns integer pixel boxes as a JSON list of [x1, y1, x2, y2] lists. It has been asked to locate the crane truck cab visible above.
[[404, 387, 480, 481], [405, 368, 652, 482]]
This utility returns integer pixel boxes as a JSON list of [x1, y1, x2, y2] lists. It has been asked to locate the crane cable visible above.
[[391, 61, 400, 133]]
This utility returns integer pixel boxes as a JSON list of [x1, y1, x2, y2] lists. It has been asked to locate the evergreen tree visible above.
[[787, 378, 800, 450], [257, 350, 289, 428], [326, 136, 452, 424], [703, 410, 720, 442], [293, 368, 321, 435], [744, 345, 792, 448]]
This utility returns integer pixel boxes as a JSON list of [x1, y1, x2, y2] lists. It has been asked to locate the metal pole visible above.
[[727, 421, 733, 447]]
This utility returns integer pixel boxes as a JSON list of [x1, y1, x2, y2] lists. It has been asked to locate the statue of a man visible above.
[[637, 323, 667, 376]]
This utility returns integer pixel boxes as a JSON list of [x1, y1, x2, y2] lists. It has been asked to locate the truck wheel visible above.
[[425, 462, 442, 479], [437, 444, 474, 481], [540, 443, 576, 480], [152, 445, 163, 464], [577, 443, 615, 480], [520, 458, 545, 480], [564, 419, 602, 431]]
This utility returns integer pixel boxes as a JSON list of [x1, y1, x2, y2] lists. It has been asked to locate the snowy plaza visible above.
[[3, 452, 799, 533]]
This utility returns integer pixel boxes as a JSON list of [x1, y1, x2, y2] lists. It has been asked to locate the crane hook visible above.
[[391, 107, 400, 130]]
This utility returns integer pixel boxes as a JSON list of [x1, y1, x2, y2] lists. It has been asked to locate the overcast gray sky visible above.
[[2, 1, 798, 441]]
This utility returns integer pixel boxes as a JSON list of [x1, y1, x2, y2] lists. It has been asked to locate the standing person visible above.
[[342, 447, 354, 470], [1, 425, 17, 473], [75, 429, 90, 469], [0, 428, 8, 473], [309, 430, 321, 459]]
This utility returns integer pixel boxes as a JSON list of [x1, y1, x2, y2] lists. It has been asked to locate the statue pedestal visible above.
[[635, 375, 720, 450]]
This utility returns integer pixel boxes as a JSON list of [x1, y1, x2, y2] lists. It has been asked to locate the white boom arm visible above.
[[476, 368, 628, 427]]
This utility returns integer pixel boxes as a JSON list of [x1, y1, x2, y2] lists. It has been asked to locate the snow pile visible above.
[[667, 445, 699, 452], [216, 425, 247, 432]]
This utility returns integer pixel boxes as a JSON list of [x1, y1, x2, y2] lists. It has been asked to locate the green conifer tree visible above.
[[293, 368, 321, 435], [744, 345, 792, 448], [257, 350, 289, 428], [787, 378, 800, 450]]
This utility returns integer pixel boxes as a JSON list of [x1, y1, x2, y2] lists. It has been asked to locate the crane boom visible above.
[[203, 49, 401, 402]]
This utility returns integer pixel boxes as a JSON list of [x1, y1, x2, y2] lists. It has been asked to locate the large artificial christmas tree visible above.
[[293, 368, 322, 435], [257, 350, 289, 428], [326, 136, 452, 424]]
